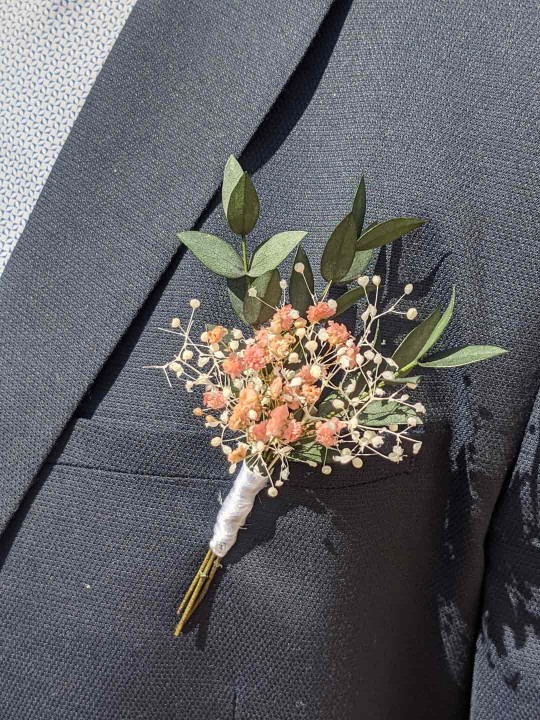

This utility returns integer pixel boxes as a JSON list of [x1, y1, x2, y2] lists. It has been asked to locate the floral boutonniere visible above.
[[152, 156, 506, 636]]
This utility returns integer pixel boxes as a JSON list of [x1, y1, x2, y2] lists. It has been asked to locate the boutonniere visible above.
[[152, 156, 507, 636]]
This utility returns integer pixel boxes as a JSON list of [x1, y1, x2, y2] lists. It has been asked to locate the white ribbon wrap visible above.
[[209, 463, 268, 558]]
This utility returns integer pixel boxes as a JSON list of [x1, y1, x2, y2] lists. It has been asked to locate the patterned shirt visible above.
[[0, 0, 137, 274]]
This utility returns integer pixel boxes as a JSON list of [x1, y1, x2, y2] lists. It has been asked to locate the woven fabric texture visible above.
[[0, 0, 539, 718]]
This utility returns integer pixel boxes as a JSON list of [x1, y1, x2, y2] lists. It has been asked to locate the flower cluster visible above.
[[156, 271, 425, 497]]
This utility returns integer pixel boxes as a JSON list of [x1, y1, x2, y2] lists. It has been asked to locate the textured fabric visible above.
[[0, 0, 334, 536], [0, 0, 136, 274], [470, 387, 540, 718], [0, 0, 539, 718]]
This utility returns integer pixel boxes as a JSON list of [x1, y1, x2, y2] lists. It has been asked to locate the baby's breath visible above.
[[155, 278, 424, 497]]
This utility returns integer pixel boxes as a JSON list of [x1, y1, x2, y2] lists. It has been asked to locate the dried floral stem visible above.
[[174, 549, 221, 636]]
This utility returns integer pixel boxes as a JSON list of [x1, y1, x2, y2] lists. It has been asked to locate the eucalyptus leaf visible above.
[[248, 231, 306, 278], [178, 231, 245, 279], [226, 172, 260, 236], [392, 307, 442, 371], [243, 269, 282, 326], [418, 345, 508, 368], [289, 245, 314, 318], [222, 155, 243, 216], [418, 286, 455, 357], [337, 249, 373, 285], [334, 285, 366, 316], [321, 212, 357, 283], [227, 276, 248, 324], [351, 176, 366, 236], [357, 217, 424, 251]]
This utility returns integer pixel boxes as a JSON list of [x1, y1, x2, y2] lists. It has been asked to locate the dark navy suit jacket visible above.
[[0, 1, 538, 717]]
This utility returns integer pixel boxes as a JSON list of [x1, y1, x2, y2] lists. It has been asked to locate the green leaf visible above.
[[317, 391, 343, 418], [357, 400, 419, 427], [226, 277, 248, 324], [289, 245, 314, 318], [226, 172, 260, 236], [178, 231, 245, 279], [321, 212, 357, 283], [418, 345, 508, 368], [392, 308, 442, 371], [418, 286, 455, 357], [248, 231, 306, 278], [289, 439, 334, 466], [336, 249, 373, 285], [351, 176, 366, 236], [356, 217, 424, 251], [334, 286, 366, 316], [243, 270, 282, 326], [222, 155, 243, 216]]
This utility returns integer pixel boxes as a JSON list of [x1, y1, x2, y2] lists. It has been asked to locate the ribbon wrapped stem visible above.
[[174, 463, 268, 635]]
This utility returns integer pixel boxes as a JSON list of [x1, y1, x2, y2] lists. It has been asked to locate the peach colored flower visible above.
[[254, 328, 270, 347], [203, 389, 226, 410], [243, 344, 268, 371], [266, 404, 290, 438], [294, 317, 307, 329], [301, 384, 322, 405], [268, 334, 293, 360], [207, 325, 227, 344], [227, 444, 248, 464], [281, 385, 301, 410], [270, 304, 295, 333], [283, 420, 303, 443], [326, 321, 350, 347], [269, 376, 283, 400], [250, 421, 268, 442], [316, 419, 345, 448], [222, 352, 244, 378], [307, 301, 335, 324], [229, 386, 261, 430]]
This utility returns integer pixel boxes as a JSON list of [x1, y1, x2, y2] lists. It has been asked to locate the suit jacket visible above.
[[0, 1, 538, 717]]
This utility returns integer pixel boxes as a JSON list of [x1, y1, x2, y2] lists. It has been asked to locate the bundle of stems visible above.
[[174, 548, 222, 636]]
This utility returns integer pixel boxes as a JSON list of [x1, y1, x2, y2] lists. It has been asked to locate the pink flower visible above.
[[307, 302, 335, 324], [283, 420, 303, 443], [222, 352, 244, 378], [266, 404, 290, 438], [342, 346, 358, 368], [269, 376, 283, 400], [202, 389, 226, 410], [251, 421, 268, 442], [243, 344, 268, 371], [299, 364, 326, 384], [326, 321, 350, 346], [316, 419, 345, 448], [270, 304, 295, 333], [254, 328, 270, 347]]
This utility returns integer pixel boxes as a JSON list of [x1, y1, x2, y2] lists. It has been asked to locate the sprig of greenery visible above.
[[178, 155, 507, 370]]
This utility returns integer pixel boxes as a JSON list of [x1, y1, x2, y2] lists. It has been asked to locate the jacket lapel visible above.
[[0, 0, 335, 535]]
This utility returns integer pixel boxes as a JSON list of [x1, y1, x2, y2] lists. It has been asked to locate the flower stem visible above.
[[174, 548, 222, 636]]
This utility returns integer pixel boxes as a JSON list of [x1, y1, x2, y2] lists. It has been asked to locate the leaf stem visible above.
[[241, 235, 249, 274]]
